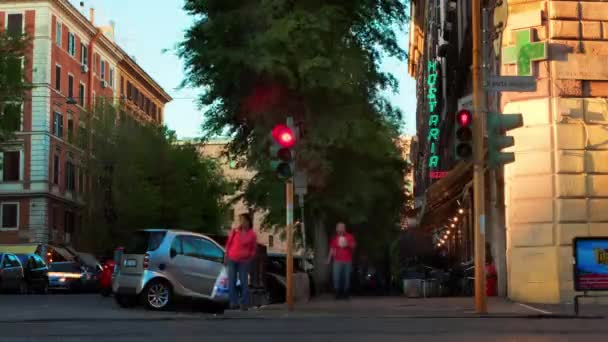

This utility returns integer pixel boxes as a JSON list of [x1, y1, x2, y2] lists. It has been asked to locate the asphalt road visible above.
[[1, 294, 607, 341]]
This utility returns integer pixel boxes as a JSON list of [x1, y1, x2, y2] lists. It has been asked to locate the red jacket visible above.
[[226, 227, 257, 262], [330, 233, 356, 262]]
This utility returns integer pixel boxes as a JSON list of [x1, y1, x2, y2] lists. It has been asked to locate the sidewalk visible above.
[[225, 295, 607, 319]]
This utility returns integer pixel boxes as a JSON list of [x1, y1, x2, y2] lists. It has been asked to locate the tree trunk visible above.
[[313, 213, 329, 293]]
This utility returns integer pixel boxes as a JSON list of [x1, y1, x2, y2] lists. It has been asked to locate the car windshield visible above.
[[124, 231, 167, 254], [15, 254, 29, 266], [49, 262, 81, 273]]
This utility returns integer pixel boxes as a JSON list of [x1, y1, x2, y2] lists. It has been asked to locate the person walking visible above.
[[225, 213, 257, 310], [328, 222, 356, 299]]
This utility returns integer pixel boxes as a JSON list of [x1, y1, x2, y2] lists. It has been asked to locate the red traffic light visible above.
[[272, 124, 295, 148], [457, 109, 472, 127]]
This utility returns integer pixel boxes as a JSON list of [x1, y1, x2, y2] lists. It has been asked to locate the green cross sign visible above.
[[502, 28, 547, 77]]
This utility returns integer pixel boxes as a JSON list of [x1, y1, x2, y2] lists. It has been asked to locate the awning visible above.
[[0, 244, 39, 254], [418, 161, 473, 230]]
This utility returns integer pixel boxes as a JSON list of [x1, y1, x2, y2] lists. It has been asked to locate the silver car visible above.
[[112, 229, 229, 310], [0, 253, 26, 293]]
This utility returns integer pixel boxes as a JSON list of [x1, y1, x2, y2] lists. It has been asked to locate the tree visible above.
[[0, 30, 30, 142], [79, 101, 234, 253], [179, 0, 411, 289]]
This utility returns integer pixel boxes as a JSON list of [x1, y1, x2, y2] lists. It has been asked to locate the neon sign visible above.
[[427, 60, 441, 169]]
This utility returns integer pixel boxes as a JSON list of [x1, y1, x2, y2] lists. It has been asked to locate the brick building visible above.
[[0, 1, 171, 246]]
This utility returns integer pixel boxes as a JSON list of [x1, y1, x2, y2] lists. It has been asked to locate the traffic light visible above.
[[487, 112, 523, 169], [270, 123, 296, 179], [454, 109, 473, 160]]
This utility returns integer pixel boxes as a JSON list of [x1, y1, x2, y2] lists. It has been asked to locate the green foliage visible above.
[[80, 101, 234, 252], [179, 0, 411, 260], [0, 31, 30, 142]]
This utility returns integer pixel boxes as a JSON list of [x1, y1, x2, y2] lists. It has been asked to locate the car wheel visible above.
[[144, 279, 172, 311]]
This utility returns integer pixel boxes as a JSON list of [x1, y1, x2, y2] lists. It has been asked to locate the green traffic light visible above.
[[487, 112, 523, 168]]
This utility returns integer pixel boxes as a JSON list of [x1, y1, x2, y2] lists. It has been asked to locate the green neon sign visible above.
[[427, 60, 440, 169]]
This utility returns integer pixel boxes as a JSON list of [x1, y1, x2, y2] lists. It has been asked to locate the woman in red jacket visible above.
[[225, 213, 257, 310]]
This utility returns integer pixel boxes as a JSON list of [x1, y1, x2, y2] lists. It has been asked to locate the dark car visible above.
[[15, 254, 49, 294], [48, 261, 99, 292], [0, 253, 26, 294]]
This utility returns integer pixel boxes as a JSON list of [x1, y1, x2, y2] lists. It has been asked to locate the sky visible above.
[[72, 0, 417, 138]]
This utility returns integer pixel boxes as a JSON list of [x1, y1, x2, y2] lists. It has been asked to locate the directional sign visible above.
[[485, 76, 537, 92]]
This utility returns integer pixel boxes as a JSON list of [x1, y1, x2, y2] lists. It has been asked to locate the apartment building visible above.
[[0, 1, 171, 246]]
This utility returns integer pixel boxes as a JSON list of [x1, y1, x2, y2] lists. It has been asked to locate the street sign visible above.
[[485, 76, 537, 92]]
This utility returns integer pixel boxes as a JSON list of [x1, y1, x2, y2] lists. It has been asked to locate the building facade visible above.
[[0, 1, 171, 246], [409, 0, 608, 303]]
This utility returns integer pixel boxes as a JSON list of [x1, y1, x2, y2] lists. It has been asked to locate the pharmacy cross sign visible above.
[[501, 28, 548, 77]]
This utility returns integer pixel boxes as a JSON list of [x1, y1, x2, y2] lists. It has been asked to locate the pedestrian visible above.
[[328, 222, 356, 299], [225, 213, 257, 310]]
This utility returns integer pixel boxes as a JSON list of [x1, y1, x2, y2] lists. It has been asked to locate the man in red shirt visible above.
[[329, 222, 356, 299]]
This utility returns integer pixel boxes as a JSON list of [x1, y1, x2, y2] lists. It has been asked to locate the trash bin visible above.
[[403, 279, 423, 297]]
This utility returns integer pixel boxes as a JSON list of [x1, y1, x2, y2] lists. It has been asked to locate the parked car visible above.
[[112, 229, 230, 311], [99, 258, 115, 296], [0, 253, 26, 294], [48, 261, 99, 292], [15, 254, 49, 294]]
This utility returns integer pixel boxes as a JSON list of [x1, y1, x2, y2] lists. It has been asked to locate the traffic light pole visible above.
[[285, 117, 295, 312], [472, 0, 487, 314], [286, 179, 294, 311]]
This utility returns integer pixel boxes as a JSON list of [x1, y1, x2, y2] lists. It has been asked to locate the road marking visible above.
[[518, 303, 552, 315]]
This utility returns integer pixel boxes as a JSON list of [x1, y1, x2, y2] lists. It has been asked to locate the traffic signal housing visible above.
[[454, 109, 473, 160], [270, 123, 296, 179], [486, 112, 523, 169]]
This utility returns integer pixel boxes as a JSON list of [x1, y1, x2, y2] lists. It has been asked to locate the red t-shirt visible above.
[[330, 233, 356, 262], [226, 227, 257, 262]]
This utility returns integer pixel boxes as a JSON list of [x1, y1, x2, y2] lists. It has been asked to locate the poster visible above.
[[574, 238, 608, 291]]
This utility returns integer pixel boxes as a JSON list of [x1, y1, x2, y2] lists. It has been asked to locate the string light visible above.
[[458, 208, 465, 214]]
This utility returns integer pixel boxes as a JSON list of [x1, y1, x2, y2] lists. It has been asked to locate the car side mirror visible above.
[[170, 248, 177, 258]]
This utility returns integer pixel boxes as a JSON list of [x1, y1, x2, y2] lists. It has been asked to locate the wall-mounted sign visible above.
[[429, 171, 448, 179], [501, 28, 547, 77], [574, 237, 608, 291], [427, 60, 441, 169]]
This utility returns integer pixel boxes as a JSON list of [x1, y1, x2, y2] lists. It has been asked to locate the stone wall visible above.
[[501, 0, 608, 303]]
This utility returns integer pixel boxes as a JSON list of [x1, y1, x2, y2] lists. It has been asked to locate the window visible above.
[[1, 203, 19, 230], [127, 82, 132, 100], [94, 54, 98, 73], [78, 165, 84, 193], [100, 60, 106, 80], [2, 151, 20, 182], [55, 21, 62, 47], [268, 235, 274, 248], [54, 65, 61, 91], [68, 75, 74, 98], [53, 152, 60, 185], [64, 210, 75, 236], [199, 239, 224, 262], [109, 68, 114, 87], [120, 76, 124, 94], [65, 161, 75, 191], [68, 32, 76, 56], [67, 117, 74, 142], [80, 43, 88, 66], [2, 102, 22, 132], [181, 236, 200, 258], [78, 126, 87, 149], [7, 14, 23, 37], [79, 83, 85, 107], [53, 112, 63, 138]]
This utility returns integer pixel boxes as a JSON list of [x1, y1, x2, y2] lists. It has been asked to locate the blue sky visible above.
[[73, 0, 417, 138]]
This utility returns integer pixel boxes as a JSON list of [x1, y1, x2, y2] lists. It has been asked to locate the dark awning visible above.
[[418, 161, 473, 230]]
